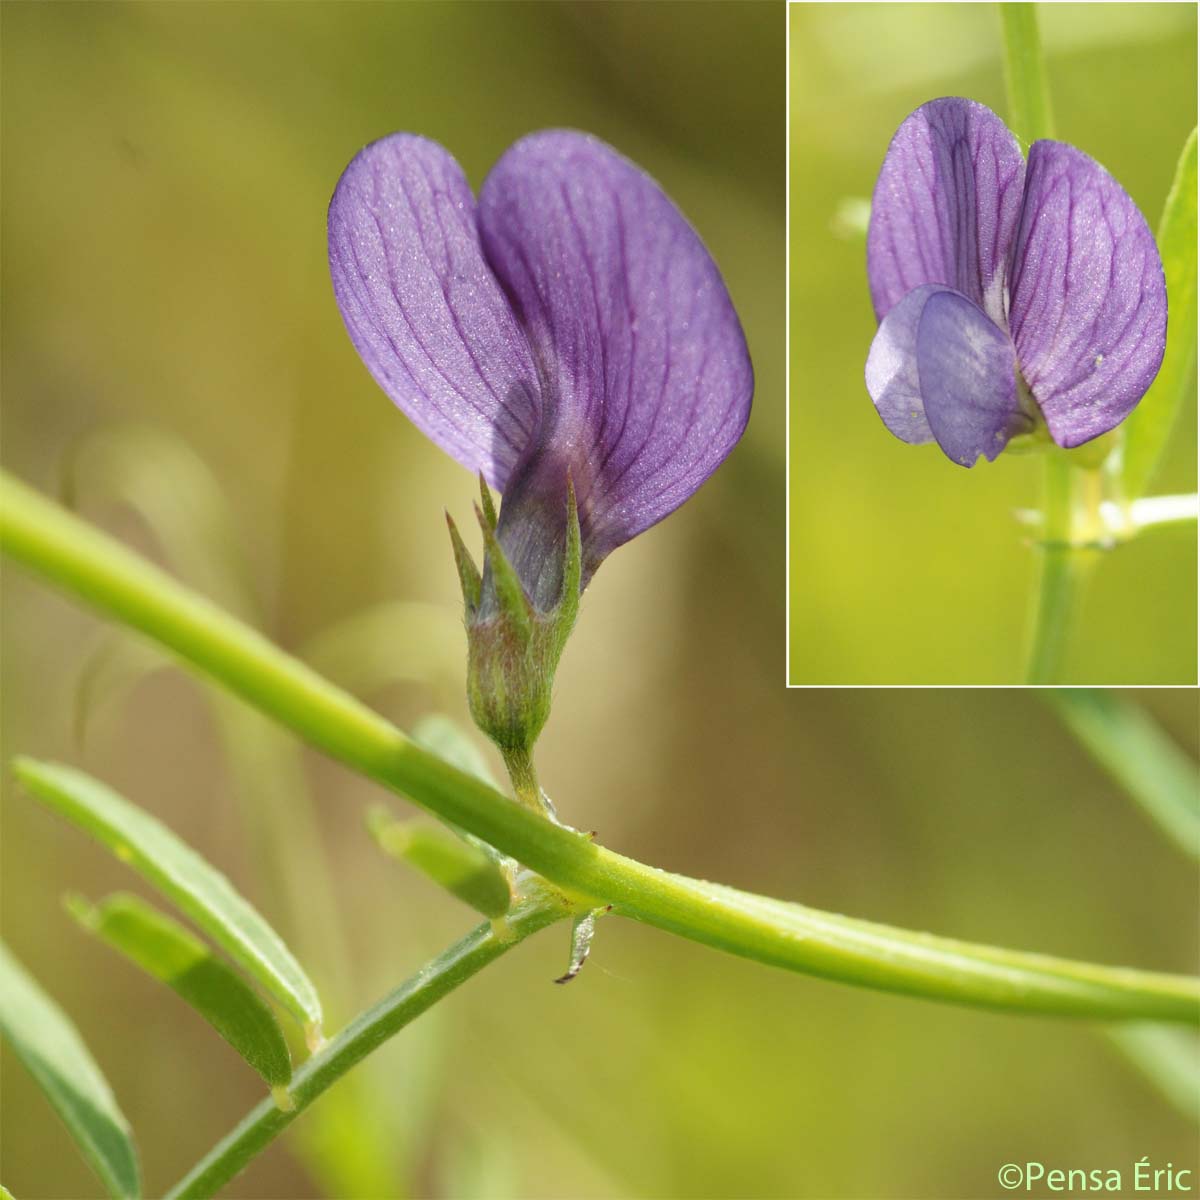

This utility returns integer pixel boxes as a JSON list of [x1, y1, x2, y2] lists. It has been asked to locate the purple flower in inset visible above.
[[865, 97, 1166, 468], [328, 129, 753, 609]]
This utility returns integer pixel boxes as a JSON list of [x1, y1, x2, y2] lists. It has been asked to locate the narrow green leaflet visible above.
[[14, 759, 323, 1038], [0, 942, 140, 1199], [1044, 690, 1200, 860], [4, 474, 1198, 1025], [67, 893, 293, 1094], [368, 809, 512, 918], [1122, 128, 1198, 499]]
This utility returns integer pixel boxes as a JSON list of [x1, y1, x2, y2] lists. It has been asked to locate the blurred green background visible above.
[[789, 2, 1198, 684], [1, 3, 1197, 1199]]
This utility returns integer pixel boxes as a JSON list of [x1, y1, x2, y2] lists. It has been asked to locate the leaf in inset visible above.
[[1044, 689, 1199, 861], [67, 893, 292, 1092], [1122, 128, 1198, 498], [0, 941, 140, 1199]]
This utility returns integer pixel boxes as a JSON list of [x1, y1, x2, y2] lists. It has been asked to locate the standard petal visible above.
[[327, 134, 540, 487], [916, 289, 1024, 467], [864, 283, 955, 445], [477, 130, 753, 584], [1007, 140, 1168, 448], [866, 98, 1026, 326]]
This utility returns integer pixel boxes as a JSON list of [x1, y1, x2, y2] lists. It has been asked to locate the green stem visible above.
[[999, 3, 1053, 146], [3, 471, 1198, 1023], [1024, 456, 1099, 683], [164, 898, 566, 1199], [501, 745, 546, 814]]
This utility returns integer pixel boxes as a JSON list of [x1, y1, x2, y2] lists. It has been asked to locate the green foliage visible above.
[[0, 942, 141, 1199], [1106, 1024, 1200, 1121], [3, 476, 1197, 1025], [367, 809, 513, 918], [300, 601, 463, 703], [161, 899, 571, 1200], [13, 758, 322, 1038], [999, 3, 1054, 143], [1045, 689, 1200, 860], [53, 425, 412, 1198], [66, 893, 293, 1092], [1122, 128, 1199, 499]]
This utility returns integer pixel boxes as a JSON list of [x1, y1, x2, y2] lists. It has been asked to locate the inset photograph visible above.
[[788, 3, 1197, 684]]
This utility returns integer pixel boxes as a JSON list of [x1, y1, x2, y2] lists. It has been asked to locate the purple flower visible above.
[[328, 129, 753, 610], [865, 97, 1166, 468]]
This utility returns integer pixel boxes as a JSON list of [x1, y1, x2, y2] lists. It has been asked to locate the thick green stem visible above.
[[2, 471, 1198, 1023], [163, 898, 566, 1199], [1024, 457, 1101, 683], [999, 3, 1053, 146]]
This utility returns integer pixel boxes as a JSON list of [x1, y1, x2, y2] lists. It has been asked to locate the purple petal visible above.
[[477, 130, 753, 585], [916, 289, 1024, 467], [327, 134, 541, 488], [866, 284, 1023, 466], [865, 283, 951, 445], [1008, 140, 1168, 448], [867, 98, 1026, 327]]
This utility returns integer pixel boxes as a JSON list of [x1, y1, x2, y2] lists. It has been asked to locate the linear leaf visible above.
[[0, 941, 140, 1198], [1122, 128, 1198, 498], [367, 810, 511, 918], [1044, 689, 1200, 860], [1106, 1023, 1200, 1120], [67, 893, 293, 1093], [14, 759, 323, 1038]]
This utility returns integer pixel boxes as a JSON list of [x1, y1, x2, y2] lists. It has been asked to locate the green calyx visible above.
[[447, 474, 581, 814]]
